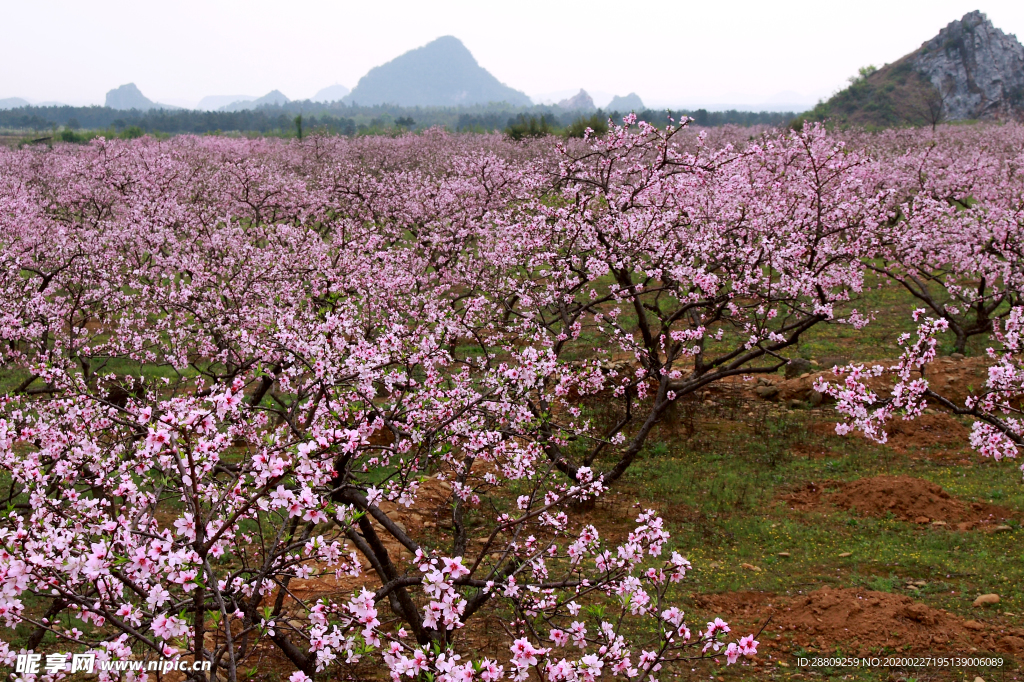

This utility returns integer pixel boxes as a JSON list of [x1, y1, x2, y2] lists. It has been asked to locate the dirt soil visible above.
[[762, 356, 993, 404], [694, 586, 1024, 655], [777, 476, 1016, 527]]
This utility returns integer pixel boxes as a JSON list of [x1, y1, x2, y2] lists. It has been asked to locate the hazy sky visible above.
[[4, 0, 1024, 108]]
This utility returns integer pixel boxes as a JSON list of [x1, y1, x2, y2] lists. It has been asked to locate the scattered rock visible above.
[[808, 390, 824, 407], [740, 563, 762, 572], [903, 602, 937, 624], [838, 552, 853, 558], [777, 552, 791, 558], [992, 525, 1013, 532], [754, 385, 779, 400], [915, 515, 931, 524], [973, 594, 1000, 607], [951, 353, 966, 360], [785, 358, 813, 379], [964, 620, 986, 631], [932, 520, 947, 527]]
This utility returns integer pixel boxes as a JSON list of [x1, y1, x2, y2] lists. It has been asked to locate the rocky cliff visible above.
[[913, 11, 1024, 120], [807, 10, 1024, 127]]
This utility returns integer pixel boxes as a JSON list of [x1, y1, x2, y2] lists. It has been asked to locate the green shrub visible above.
[[565, 113, 609, 139]]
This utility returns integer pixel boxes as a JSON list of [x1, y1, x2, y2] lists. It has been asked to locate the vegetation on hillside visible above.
[[799, 58, 948, 130]]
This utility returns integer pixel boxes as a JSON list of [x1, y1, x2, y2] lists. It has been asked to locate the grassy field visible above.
[[604, 403, 1023, 680]]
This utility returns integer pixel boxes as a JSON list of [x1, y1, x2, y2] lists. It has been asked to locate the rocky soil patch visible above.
[[694, 586, 1024, 654]]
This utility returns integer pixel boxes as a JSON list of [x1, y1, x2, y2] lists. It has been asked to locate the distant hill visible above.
[[199, 95, 256, 111], [557, 89, 596, 112], [607, 93, 644, 112], [220, 90, 290, 112], [344, 36, 531, 107], [0, 98, 30, 110], [105, 83, 180, 111], [807, 11, 1024, 127], [312, 84, 350, 102]]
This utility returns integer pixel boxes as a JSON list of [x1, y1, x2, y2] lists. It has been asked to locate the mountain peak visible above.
[[106, 83, 156, 111], [218, 90, 290, 112], [608, 93, 645, 112], [557, 89, 596, 112], [345, 36, 531, 107]]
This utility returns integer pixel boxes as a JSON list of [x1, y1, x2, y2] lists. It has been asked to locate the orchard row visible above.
[[0, 119, 1021, 681]]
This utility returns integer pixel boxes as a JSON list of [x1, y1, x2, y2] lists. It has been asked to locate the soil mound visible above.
[[809, 413, 969, 455], [778, 476, 1015, 526], [694, 587, 1023, 654], [776, 480, 835, 510], [878, 413, 970, 452]]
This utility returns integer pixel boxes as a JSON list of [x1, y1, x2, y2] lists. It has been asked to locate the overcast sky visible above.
[[4, 0, 1023, 108]]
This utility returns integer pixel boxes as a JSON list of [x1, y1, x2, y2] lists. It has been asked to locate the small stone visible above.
[[964, 620, 986, 631], [993, 525, 1012, 532], [913, 580, 927, 586], [798, 372, 810, 379], [931, 520, 947, 527], [777, 552, 791, 558], [754, 385, 779, 400], [915, 516, 930, 524], [777, 661, 789, 667], [974, 594, 1000, 607], [810, 360, 819, 366], [974, 677, 986, 682], [838, 552, 852, 558], [740, 563, 762, 572], [808, 390, 824, 407], [951, 353, 965, 359]]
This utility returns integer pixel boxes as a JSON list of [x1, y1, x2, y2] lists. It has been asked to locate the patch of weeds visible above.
[[860, 573, 901, 589]]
